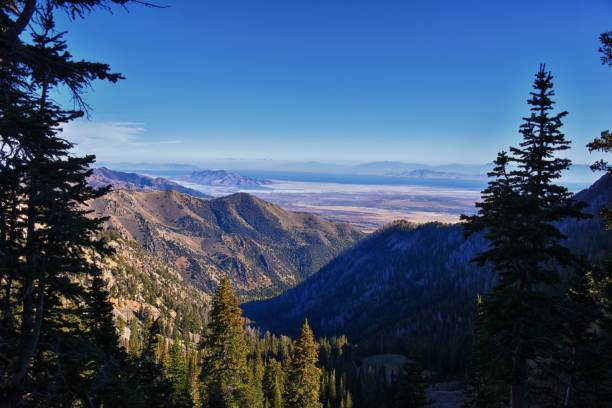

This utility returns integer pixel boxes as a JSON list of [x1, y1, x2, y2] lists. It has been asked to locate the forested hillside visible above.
[[244, 173, 612, 373]]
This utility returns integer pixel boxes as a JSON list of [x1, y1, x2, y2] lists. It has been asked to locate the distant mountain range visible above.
[[89, 190, 364, 298], [360, 162, 595, 184], [356, 161, 494, 176], [177, 170, 272, 187], [243, 173, 612, 370], [89, 167, 211, 199], [96, 162, 201, 172], [95, 161, 600, 189], [399, 169, 486, 180]]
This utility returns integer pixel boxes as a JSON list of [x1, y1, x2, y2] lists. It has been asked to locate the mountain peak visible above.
[[88, 167, 211, 199], [178, 169, 271, 187], [216, 192, 275, 210], [89, 189, 364, 298]]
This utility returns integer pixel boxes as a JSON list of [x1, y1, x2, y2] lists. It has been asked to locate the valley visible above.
[[170, 177, 482, 231], [244, 174, 612, 358], [89, 170, 611, 407], [4, 2, 612, 407], [134, 165, 594, 232]]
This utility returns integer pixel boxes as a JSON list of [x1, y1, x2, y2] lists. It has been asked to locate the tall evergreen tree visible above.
[[82, 259, 134, 405], [462, 66, 588, 408], [589, 25, 612, 225], [200, 278, 251, 407], [187, 348, 202, 408], [342, 392, 353, 408], [263, 358, 284, 408], [285, 320, 322, 408], [462, 295, 506, 408], [127, 318, 174, 408], [0, 1, 170, 405], [165, 337, 192, 407], [556, 24, 612, 407], [544, 267, 612, 407], [393, 361, 430, 408], [0, 1, 134, 405], [248, 347, 265, 408], [594, 24, 612, 173]]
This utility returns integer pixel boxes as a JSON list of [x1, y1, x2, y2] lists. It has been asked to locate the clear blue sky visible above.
[[57, 0, 612, 165]]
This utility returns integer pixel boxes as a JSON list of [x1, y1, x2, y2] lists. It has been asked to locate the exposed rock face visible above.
[[89, 190, 364, 298], [100, 235, 210, 347]]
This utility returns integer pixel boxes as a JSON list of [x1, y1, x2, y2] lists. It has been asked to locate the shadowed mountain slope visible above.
[[243, 174, 612, 371]]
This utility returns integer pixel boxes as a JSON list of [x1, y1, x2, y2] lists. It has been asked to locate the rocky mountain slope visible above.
[[89, 190, 364, 299], [89, 167, 211, 199], [177, 169, 272, 186], [99, 233, 210, 349], [243, 173, 612, 371]]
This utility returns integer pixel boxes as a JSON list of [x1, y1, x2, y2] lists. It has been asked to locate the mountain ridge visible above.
[[243, 173, 612, 371], [89, 189, 365, 299], [178, 169, 272, 187], [88, 167, 212, 199]]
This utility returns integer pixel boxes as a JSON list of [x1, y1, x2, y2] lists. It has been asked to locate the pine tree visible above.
[[0, 1, 142, 405], [328, 369, 337, 402], [165, 337, 192, 407], [462, 66, 588, 408], [462, 295, 506, 408], [200, 278, 251, 407], [544, 267, 612, 407], [187, 349, 202, 408], [343, 392, 353, 408], [285, 320, 322, 408], [83, 260, 135, 405], [127, 318, 174, 408], [589, 27, 612, 226], [582, 28, 612, 395], [248, 346, 265, 408], [263, 358, 284, 408], [593, 25, 612, 177], [393, 361, 430, 408]]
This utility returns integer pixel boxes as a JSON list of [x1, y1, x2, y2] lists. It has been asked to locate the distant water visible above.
[[236, 170, 592, 192], [126, 169, 195, 178], [126, 168, 591, 193], [236, 170, 487, 190]]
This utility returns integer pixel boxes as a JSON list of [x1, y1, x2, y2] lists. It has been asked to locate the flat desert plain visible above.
[[175, 179, 481, 232]]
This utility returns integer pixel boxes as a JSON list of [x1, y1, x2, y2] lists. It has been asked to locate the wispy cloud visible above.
[[60, 120, 181, 160]]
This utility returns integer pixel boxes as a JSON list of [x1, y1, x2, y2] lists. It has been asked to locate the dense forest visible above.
[[1, 1, 611, 407]]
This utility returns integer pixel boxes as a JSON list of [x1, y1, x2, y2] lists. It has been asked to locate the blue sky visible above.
[[57, 0, 612, 165]]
